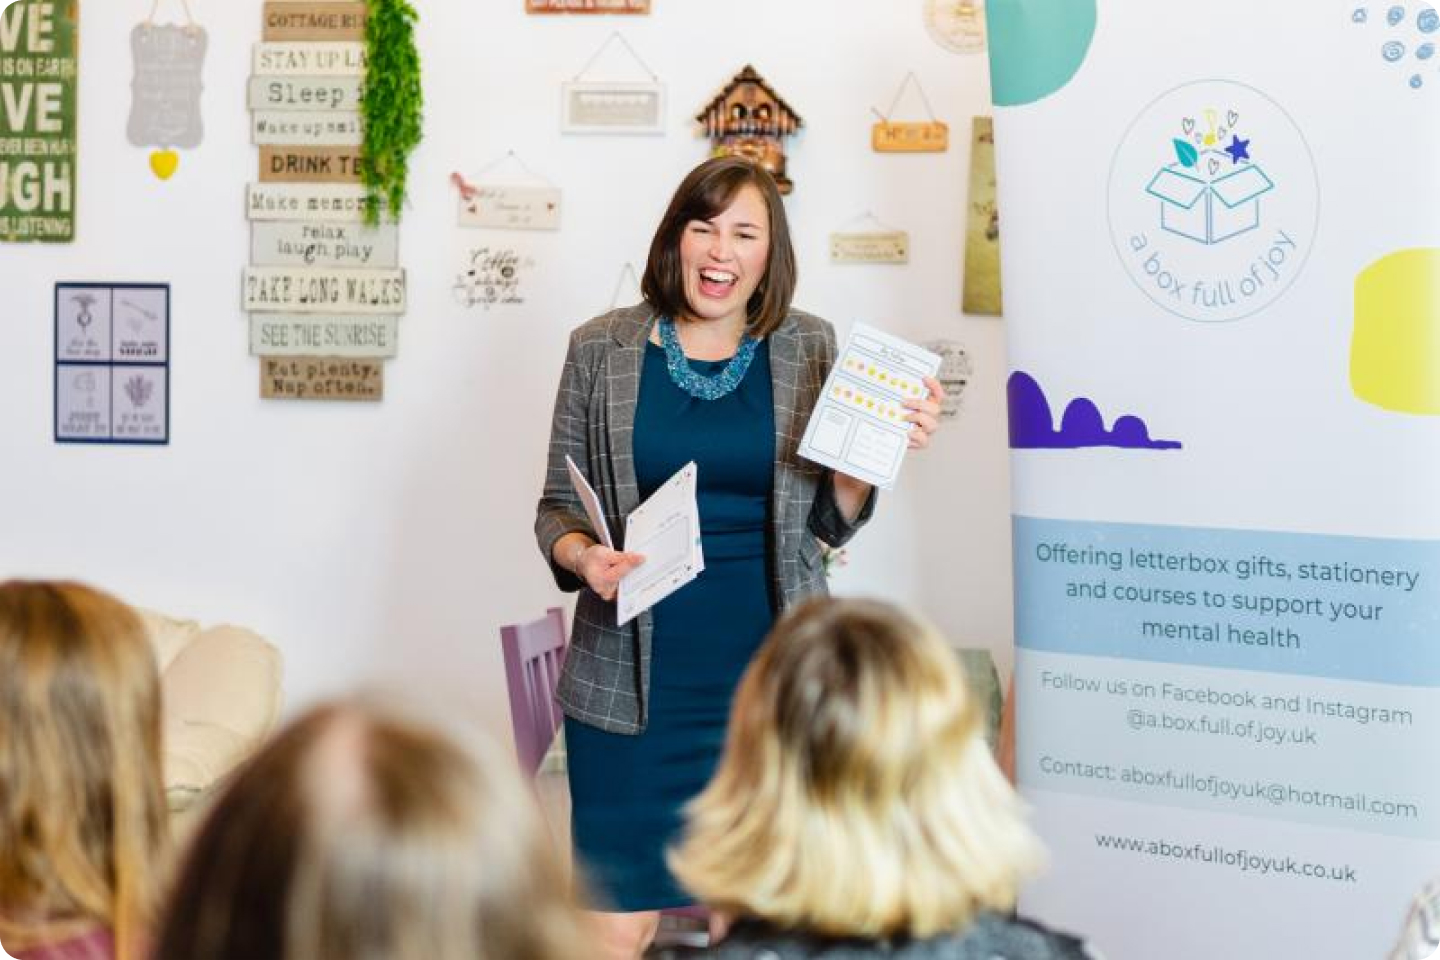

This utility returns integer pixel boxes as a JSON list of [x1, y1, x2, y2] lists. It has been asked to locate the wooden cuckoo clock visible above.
[[696, 65, 803, 194]]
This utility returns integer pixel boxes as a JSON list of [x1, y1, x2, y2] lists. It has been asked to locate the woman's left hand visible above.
[[903, 376, 945, 450]]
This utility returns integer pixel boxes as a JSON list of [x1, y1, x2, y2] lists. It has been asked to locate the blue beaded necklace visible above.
[[658, 316, 760, 401]]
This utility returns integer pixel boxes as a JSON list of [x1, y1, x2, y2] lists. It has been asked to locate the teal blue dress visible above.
[[564, 338, 775, 911]]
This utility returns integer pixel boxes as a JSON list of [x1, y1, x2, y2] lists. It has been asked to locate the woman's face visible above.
[[678, 183, 771, 328]]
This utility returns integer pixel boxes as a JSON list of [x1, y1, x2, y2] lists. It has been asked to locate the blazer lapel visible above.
[[605, 307, 654, 521], [768, 317, 801, 557]]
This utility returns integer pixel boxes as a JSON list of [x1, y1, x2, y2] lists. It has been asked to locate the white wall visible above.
[[0, 0, 1012, 737]]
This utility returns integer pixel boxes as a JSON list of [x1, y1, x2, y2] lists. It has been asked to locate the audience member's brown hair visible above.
[[153, 698, 588, 960], [0, 580, 167, 960]]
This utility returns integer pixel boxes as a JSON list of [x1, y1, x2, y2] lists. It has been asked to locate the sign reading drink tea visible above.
[[0, 0, 79, 242]]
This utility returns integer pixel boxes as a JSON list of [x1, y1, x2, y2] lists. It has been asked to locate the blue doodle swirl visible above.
[[1353, 6, 1369, 21], [1418, 6, 1439, 30], [1388, 4, 1406, 24], [1384, 40, 1407, 60], [1410, 73, 1424, 87], [1419, 41, 1436, 58]]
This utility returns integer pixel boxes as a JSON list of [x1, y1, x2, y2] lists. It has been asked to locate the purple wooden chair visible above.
[[499, 606, 568, 778]]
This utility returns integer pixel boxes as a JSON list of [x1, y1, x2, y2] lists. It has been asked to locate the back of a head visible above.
[[0, 580, 166, 960], [670, 596, 1044, 940], [153, 698, 587, 960]]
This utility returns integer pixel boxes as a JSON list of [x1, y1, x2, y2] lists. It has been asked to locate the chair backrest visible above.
[[499, 607, 568, 778]]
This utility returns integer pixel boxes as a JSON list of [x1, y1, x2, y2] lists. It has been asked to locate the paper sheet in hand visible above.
[[565, 455, 614, 548], [617, 462, 703, 626], [797, 323, 940, 490]]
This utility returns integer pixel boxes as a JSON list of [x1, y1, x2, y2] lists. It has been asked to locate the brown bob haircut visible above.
[[641, 156, 797, 337]]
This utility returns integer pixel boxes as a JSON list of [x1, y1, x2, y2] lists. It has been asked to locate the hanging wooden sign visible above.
[[259, 145, 364, 183], [243, 266, 407, 314], [250, 314, 399, 358], [454, 181, 561, 230], [260, 356, 383, 401], [0, 0, 79, 242], [127, 21, 207, 181], [252, 41, 365, 76], [247, 183, 380, 222], [262, 2, 367, 41], [248, 75, 362, 111], [561, 81, 665, 134], [526, 0, 650, 12], [830, 231, 910, 264], [252, 110, 362, 146], [871, 120, 949, 153], [251, 220, 400, 268]]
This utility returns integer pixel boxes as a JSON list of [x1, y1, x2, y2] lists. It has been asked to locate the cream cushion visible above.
[[136, 609, 284, 813]]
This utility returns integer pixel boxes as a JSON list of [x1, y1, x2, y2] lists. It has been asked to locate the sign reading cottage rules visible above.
[[0, 0, 79, 243]]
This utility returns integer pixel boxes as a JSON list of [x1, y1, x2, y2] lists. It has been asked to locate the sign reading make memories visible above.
[[0, 0, 79, 242]]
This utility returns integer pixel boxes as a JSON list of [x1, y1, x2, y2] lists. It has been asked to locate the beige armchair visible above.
[[137, 609, 284, 821]]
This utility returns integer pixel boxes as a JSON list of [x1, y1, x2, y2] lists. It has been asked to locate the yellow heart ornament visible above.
[[149, 149, 180, 180]]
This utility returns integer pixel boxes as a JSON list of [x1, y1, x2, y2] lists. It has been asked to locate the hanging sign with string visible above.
[[127, 0, 206, 180], [560, 31, 664, 134], [450, 152, 561, 230], [829, 212, 910, 265], [871, 72, 948, 153], [608, 261, 641, 310]]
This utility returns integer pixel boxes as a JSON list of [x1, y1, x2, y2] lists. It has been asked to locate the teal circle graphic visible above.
[[987, 0, 1098, 107]]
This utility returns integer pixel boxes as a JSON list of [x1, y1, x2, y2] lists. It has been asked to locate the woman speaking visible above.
[[535, 156, 942, 958]]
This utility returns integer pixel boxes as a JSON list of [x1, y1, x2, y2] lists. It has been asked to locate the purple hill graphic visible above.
[[1008, 371, 1181, 450]]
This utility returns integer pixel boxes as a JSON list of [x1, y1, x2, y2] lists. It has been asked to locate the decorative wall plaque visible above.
[[260, 356, 383, 400], [871, 73, 948, 153], [451, 174, 561, 230], [250, 220, 400, 268], [242, 266, 407, 314], [830, 230, 910, 264], [127, 11, 207, 180], [250, 314, 399, 358], [259, 145, 363, 183], [262, 2, 367, 42], [562, 81, 664, 134], [525, 0, 649, 13], [252, 110, 363, 146], [0, 0, 79, 242]]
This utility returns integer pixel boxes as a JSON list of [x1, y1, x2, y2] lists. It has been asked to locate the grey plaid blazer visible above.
[[535, 304, 875, 734]]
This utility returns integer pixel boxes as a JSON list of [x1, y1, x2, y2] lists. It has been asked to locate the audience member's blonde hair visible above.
[[0, 580, 168, 960], [669, 596, 1044, 939], [152, 697, 589, 960]]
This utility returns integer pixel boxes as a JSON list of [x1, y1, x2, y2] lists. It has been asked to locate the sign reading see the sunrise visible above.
[[0, 0, 79, 243]]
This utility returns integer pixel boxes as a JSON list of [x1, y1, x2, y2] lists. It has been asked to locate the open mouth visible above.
[[697, 268, 738, 297]]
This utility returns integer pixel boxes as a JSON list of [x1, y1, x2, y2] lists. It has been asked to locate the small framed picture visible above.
[[55, 282, 171, 445]]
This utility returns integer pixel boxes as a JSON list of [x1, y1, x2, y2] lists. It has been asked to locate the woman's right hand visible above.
[[575, 543, 646, 602]]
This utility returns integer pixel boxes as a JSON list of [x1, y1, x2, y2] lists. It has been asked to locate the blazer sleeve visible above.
[[806, 320, 877, 548], [535, 329, 599, 592]]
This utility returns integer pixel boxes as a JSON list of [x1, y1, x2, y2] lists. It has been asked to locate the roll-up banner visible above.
[[989, 2, 1440, 957]]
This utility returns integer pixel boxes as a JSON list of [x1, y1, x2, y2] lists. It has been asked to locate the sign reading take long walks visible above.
[[0, 0, 78, 243]]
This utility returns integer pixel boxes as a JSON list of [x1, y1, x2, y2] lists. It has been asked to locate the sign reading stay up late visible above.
[[0, 0, 78, 243]]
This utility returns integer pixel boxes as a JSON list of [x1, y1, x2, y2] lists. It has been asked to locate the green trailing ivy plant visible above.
[[361, 0, 423, 225]]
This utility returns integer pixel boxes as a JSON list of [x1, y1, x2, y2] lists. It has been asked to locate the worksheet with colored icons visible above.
[[798, 323, 939, 490]]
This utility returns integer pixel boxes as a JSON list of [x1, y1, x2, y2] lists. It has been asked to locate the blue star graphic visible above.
[[1225, 134, 1251, 164]]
